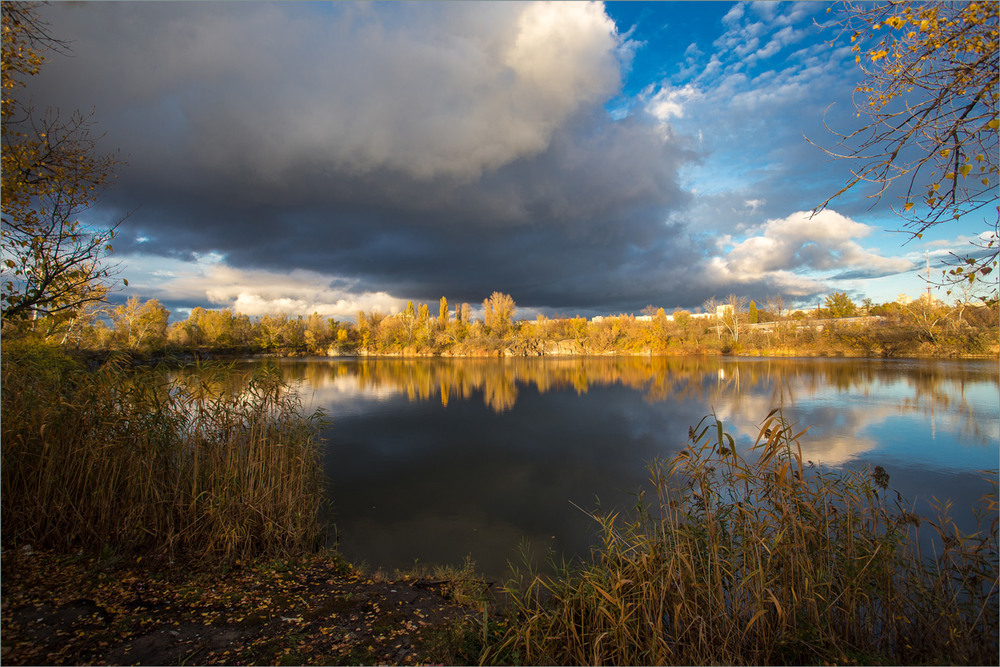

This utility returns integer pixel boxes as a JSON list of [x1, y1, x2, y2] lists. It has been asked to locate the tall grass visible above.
[[487, 410, 998, 665], [1, 340, 326, 561]]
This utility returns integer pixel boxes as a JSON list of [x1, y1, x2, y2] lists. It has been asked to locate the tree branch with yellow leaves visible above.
[[1, 1, 127, 321], [813, 1, 998, 292]]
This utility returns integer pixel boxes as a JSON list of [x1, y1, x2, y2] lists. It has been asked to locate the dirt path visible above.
[[1, 547, 483, 665]]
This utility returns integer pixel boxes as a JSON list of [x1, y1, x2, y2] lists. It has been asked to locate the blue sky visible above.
[[21, 1, 991, 320]]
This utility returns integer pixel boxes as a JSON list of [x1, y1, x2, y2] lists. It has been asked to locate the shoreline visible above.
[[90, 347, 1000, 365]]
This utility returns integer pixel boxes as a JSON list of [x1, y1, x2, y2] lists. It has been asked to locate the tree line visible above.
[[5, 289, 996, 359]]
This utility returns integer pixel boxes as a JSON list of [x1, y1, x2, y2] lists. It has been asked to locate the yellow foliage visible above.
[[818, 0, 997, 294], [2, 2, 123, 320]]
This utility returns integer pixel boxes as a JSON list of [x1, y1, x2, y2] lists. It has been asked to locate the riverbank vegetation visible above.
[[6, 289, 997, 360], [1, 339, 326, 561], [484, 412, 999, 666]]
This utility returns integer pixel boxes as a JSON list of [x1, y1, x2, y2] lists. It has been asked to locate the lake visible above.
[[242, 356, 998, 580]]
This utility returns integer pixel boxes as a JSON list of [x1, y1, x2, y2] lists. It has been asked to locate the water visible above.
[[245, 356, 998, 580]]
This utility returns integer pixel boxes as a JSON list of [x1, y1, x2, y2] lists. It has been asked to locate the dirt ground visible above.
[[1, 546, 484, 665]]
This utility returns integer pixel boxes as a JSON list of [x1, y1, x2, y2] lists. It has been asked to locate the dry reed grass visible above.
[[486, 410, 998, 665], [1, 340, 327, 562]]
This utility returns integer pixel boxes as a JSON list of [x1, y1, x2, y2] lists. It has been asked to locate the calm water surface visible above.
[[250, 356, 998, 579]]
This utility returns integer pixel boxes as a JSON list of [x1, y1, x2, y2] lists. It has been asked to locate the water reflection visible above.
[[235, 356, 997, 578], [273, 357, 998, 463]]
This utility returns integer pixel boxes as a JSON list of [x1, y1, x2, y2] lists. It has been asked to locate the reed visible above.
[[486, 410, 999, 665], [1, 340, 327, 562]]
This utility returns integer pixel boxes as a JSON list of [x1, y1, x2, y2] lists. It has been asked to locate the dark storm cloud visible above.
[[24, 1, 710, 313], [20, 1, 922, 317], [112, 111, 698, 311]]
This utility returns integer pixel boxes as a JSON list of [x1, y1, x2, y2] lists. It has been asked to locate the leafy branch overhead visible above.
[[814, 1, 998, 287], [1, 1, 126, 321]]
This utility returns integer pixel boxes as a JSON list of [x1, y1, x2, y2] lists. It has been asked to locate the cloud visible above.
[[34, 1, 622, 183], [637, 2, 900, 247], [722, 210, 912, 276], [694, 210, 914, 299], [140, 258, 406, 319], [722, 210, 913, 288], [646, 84, 700, 122], [22, 1, 713, 314], [18, 1, 934, 316], [745, 25, 805, 66], [722, 3, 746, 27]]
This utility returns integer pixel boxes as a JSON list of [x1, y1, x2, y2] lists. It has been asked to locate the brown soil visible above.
[[1, 547, 483, 665]]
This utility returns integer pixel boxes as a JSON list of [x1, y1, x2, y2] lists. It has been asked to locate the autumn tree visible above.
[[825, 291, 858, 317], [705, 295, 748, 343], [415, 302, 431, 347], [817, 1, 998, 288], [723, 294, 749, 342], [169, 307, 214, 347], [482, 291, 516, 337], [201, 308, 237, 347], [356, 310, 380, 352], [438, 296, 449, 328], [256, 313, 303, 351], [1, 2, 126, 321], [304, 312, 330, 352], [111, 296, 169, 352]]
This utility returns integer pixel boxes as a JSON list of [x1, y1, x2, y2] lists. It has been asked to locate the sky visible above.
[[19, 1, 992, 321]]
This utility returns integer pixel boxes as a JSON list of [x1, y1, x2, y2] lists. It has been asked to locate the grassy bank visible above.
[[484, 412, 999, 666], [1, 340, 326, 561]]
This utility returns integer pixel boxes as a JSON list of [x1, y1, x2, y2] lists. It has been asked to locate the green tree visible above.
[[825, 292, 858, 318], [817, 1, 998, 288], [748, 301, 759, 324], [1, 2, 125, 321]]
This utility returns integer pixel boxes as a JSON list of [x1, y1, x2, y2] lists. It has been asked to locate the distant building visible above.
[[590, 314, 655, 323]]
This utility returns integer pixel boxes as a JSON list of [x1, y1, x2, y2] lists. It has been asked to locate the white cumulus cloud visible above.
[[721, 210, 913, 278], [140, 259, 406, 320]]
